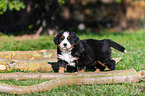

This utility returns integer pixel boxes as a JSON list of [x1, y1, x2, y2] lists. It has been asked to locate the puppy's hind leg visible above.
[[77, 64, 86, 72], [105, 59, 116, 70], [59, 66, 66, 73], [93, 61, 106, 71]]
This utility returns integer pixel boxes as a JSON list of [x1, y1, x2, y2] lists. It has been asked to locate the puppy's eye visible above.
[[62, 36, 64, 39], [67, 37, 70, 40]]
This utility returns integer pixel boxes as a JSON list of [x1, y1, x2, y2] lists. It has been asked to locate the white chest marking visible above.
[[58, 51, 76, 67]]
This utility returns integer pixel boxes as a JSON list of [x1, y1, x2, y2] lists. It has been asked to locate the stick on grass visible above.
[[0, 68, 144, 94]]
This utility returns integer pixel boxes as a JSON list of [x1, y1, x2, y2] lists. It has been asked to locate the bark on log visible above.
[[0, 68, 144, 94]]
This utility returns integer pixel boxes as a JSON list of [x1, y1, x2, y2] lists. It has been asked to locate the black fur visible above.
[[54, 32, 126, 72]]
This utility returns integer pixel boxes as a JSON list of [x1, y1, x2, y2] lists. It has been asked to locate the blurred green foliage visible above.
[[116, 0, 122, 3], [0, 0, 66, 14], [0, 0, 122, 15], [0, 0, 25, 14], [58, 0, 65, 5]]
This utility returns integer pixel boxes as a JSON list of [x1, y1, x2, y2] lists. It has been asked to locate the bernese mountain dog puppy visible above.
[[54, 31, 127, 73]]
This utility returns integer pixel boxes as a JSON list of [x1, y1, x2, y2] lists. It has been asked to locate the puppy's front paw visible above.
[[77, 67, 85, 72], [59, 67, 65, 73], [78, 69, 85, 72]]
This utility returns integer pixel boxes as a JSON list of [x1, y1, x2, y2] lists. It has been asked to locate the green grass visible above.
[[0, 35, 55, 51], [0, 29, 145, 95]]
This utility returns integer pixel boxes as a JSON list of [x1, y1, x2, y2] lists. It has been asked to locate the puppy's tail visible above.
[[107, 39, 127, 53]]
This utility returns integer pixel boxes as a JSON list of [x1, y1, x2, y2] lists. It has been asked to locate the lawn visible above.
[[0, 29, 145, 95]]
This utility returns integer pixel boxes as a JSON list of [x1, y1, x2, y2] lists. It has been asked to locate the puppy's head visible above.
[[54, 31, 79, 50]]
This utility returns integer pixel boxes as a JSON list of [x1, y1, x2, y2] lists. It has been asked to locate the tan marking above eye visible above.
[[67, 37, 70, 39], [62, 36, 64, 39]]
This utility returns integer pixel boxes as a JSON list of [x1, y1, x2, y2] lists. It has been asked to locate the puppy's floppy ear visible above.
[[71, 32, 80, 45], [54, 36, 58, 45], [54, 32, 63, 45], [74, 35, 80, 44]]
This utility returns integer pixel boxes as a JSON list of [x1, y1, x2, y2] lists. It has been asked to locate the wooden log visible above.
[[0, 68, 144, 94], [0, 59, 54, 72], [0, 68, 136, 80], [0, 49, 57, 60], [0, 50, 57, 72]]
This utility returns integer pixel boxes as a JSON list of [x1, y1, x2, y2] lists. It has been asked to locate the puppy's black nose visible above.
[[63, 43, 67, 46]]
